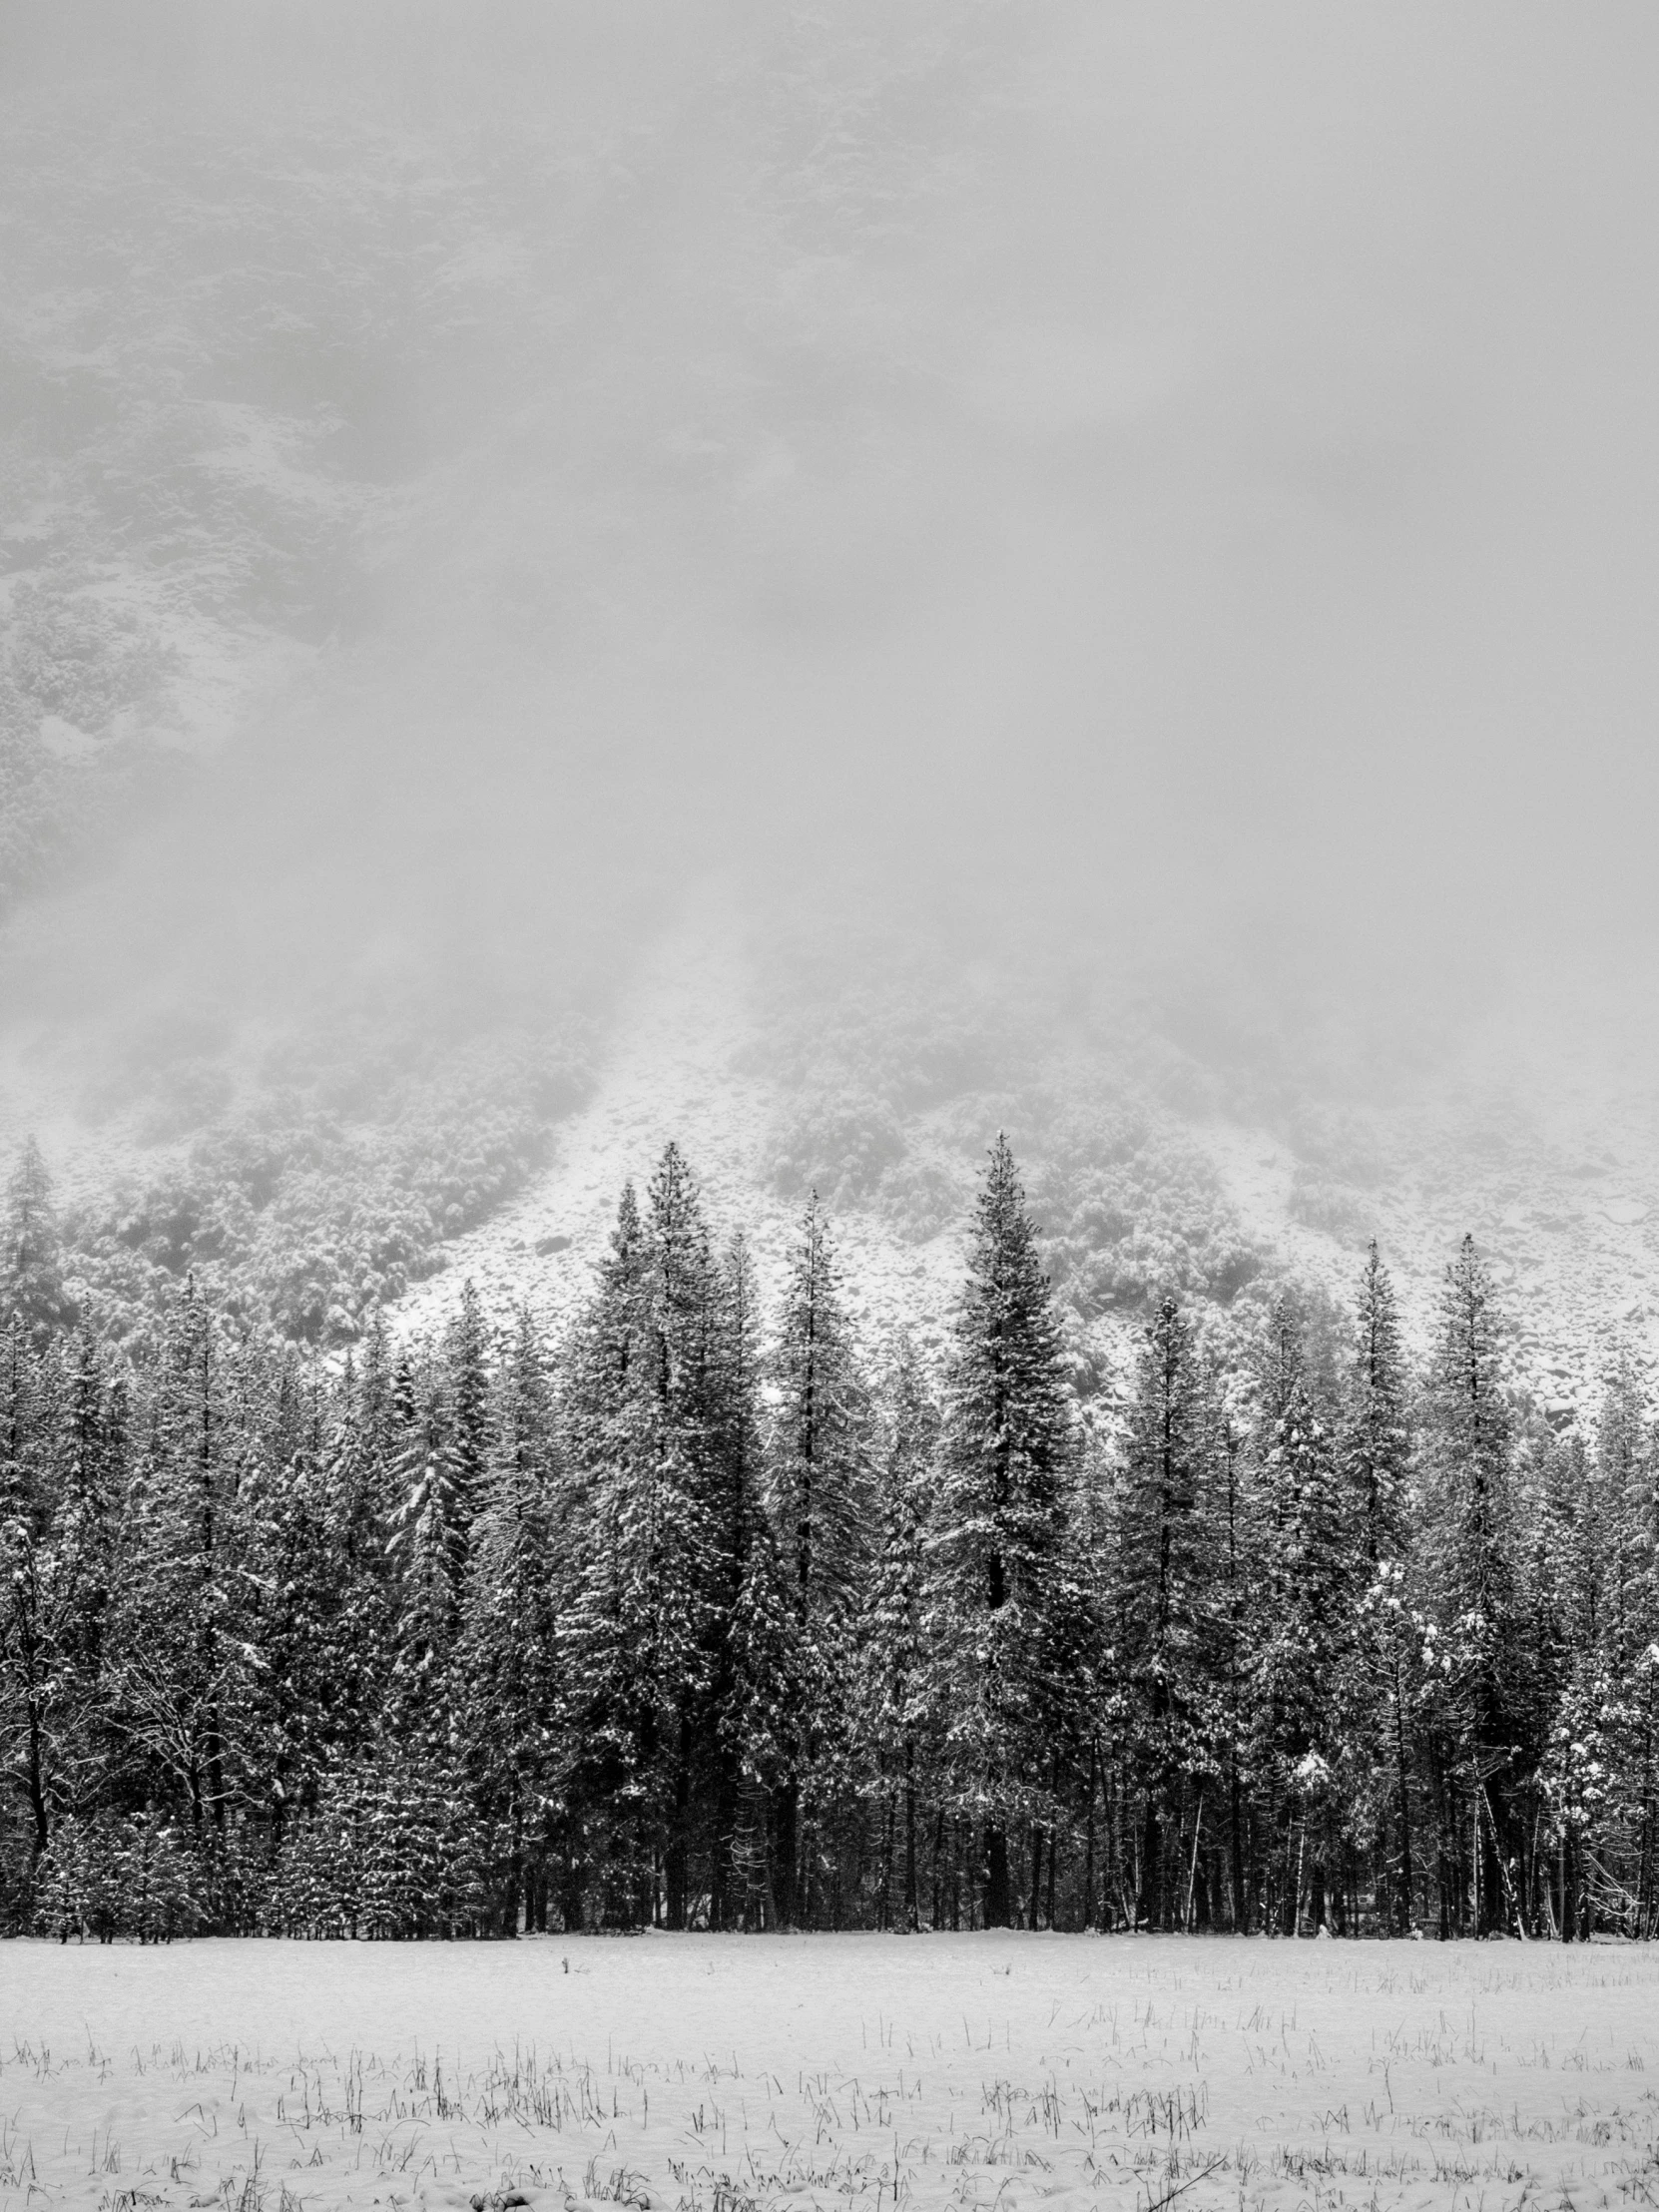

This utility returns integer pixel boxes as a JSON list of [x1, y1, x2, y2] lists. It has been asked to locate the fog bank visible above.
[[4, 3, 1657, 1080]]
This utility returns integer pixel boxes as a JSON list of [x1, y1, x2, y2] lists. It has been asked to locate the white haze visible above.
[[3, 1, 1658, 1089]]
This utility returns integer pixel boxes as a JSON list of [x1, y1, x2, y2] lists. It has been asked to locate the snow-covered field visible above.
[[3, 1936, 1657, 2212]]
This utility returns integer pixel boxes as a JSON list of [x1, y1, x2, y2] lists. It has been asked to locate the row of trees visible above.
[[2, 1133, 1656, 1940]]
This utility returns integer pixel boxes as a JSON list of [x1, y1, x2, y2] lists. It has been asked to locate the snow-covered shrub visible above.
[[267, 1757, 488, 1938], [1034, 1121, 1263, 1317], [767, 1090, 906, 1208], [33, 1812, 207, 1942], [30, 1813, 137, 1942], [874, 1152, 969, 1243], [1288, 1167, 1376, 1243], [112, 1813, 209, 1943]]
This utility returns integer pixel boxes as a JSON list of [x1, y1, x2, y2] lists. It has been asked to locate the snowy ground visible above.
[[3, 1935, 1657, 2212]]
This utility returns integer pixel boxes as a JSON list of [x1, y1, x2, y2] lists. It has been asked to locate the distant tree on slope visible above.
[[1, 1140, 73, 1350]]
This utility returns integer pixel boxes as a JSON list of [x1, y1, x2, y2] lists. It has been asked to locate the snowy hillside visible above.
[[4, 849, 1655, 1422], [386, 886, 1659, 1425], [391, 887, 967, 1373]]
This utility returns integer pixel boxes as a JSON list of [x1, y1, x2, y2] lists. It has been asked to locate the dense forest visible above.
[[1, 1127, 1655, 1945]]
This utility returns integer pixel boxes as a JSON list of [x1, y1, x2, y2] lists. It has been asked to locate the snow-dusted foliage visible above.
[[4, 1132, 1659, 1943]]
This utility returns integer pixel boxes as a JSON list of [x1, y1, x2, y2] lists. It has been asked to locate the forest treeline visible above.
[[1, 1131, 1655, 1944]]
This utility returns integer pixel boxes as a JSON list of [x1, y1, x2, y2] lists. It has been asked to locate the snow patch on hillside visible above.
[[394, 887, 966, 1370]]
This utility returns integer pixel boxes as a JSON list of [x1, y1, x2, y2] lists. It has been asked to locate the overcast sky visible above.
[[6, 2, 1658, 1051]]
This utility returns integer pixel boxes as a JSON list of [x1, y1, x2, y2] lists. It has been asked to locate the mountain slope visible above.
[[391, 891, 1659, 1427], [392, 886, 967, 1369]]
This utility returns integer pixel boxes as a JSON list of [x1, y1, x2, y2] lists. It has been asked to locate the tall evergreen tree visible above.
[[1420, 1235, 1524, 1936], [387, 1369, 468, 1735], [443, 1279, 495, 1550], [47, 1333, 119, 1816], [1113, 1296, 1217, 1930], [320, 1350, 395, 1757], [460, 1304, 559, 1934], [858, 1336, 939, 1934], [560, 1158, 720, 1927], [1345, 1243, 1411, 1566], [1250, 1295, 1354, 1933], [1343, 1247, 1420, 1932], [704, 1233, 767, 1930], [103, 1281, 242, 1847], [928, 1137, 1076, 1929], [0, 1324, 54, 1866], [765, 1193, 869, 1926], [239, 1379, 341, 1864]]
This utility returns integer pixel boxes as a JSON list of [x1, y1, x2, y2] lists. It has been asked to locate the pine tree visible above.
[[103, 1282, 243, 1852], [644, 1144, 726, 1928], [1, 1138, 73, 1350], [1250, 1294, 1354, 1933], [1602, 1364, 1659, 1936], [46, 1333, 119, 1821], [1113, 1296, 1217, 1930], [1421, 1235, 1523, 1936], [928, 1137, 1076, 1929], [858, 1335, 938, 1932], [0, 1317, 52, 1531], [560, 1162, 720, 1927], [1342, 1247, 1420, 1932], [387, 1369, 469, 1738], [1535, 1363, 1659, 1938], [705, 1233, 768, 1930], [1345, 1244, 1411, 1565], [1210, 1399, 1252, 1932], [765, 1193, 869, 1926], [1594, 1353, 1652, 1675], [443, 1279, 495, 1551], [557, 1182, 646, 1924], [459, 1304, 559, 1934], [237, 1370, 350, 1880], [728, 1504, 800, 1928], [319, 1352, 395, 1762], [0, 1323, 55, 1867]]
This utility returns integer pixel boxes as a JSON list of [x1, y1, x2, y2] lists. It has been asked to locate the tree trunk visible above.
[[1392, 1657, 1415, 1933], [1083, 1737, 1098, 1932], [775, 1781, 800, 1929], [879, 1778, 896, 1932], [903, 1742, 918, 1933], [1138, 1799, 1161, 1930], [984, 1819, 1011, 1928]]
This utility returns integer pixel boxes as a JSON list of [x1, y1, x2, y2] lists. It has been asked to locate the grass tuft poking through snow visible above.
[[3, 1935, 1659, 2211]]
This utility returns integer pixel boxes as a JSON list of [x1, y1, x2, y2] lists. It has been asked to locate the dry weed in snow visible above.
[[2, 1934, 1657, 2212]]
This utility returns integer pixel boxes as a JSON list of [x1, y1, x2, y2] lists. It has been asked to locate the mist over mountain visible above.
[[3, 1, 1658, 1391]]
